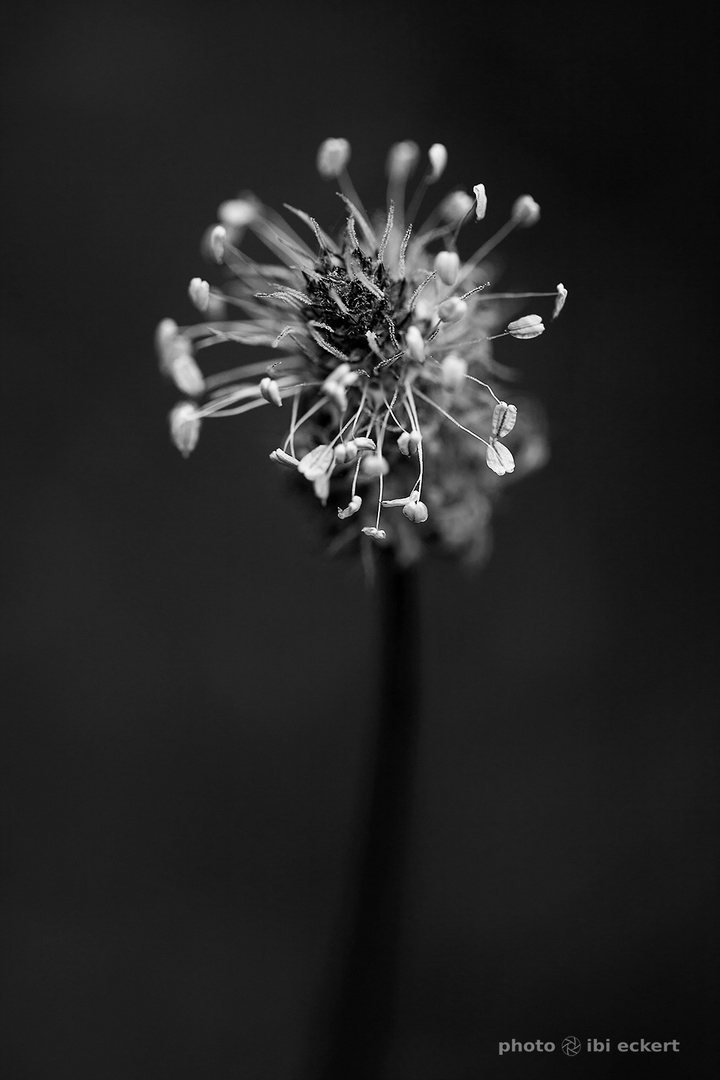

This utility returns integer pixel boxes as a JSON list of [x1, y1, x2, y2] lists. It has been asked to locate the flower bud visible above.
[[507, 314, 545, 339], [338, 495, 362, 519], [438, 297, 468, 324], [491, 401, 518, 438], [408, 429, 422, 453], [343, 440, 358, 462], [316, 138, 351, 179], [553, 282, 568, 319], [361, 453, 389, 478], [188, 277, 210, 312], [169, 403, 201, 458], [402, 499, 429, 523], [434, 250, 460, 287], [386, 141, 420, 182], [441, 354, 468, 390], [405, 325, 425, 363], [260, 376, 283, 407], [473, 183, 488, 220], [210, 225, 226, 263], [427, 143, 448, 183], [511, 195, 541, 227], [439, 190, 474, 223]]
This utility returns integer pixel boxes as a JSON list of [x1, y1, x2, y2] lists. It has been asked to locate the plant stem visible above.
[[307, 555, 421, 1079]]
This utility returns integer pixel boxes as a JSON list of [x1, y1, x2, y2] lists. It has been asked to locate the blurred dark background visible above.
[[1, 2, 718, 1077]]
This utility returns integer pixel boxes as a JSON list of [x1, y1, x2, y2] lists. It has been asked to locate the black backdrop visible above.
[[2, 2, 718, 1078]]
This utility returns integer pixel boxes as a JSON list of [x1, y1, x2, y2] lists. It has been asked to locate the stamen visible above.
[[507, 314, 545, 339], [413, 387, 491, 448], [316, 138, 351, 179], [491, 402, 518, 437], [473, 184, 488, 220], [188, 278, 210, 312], [403, 386, 425, 497], [210, 225, 226, 263], [553, 283, 568, 319], [259, 376, 283, 407], [386, 141, 420, 232], [199, 396, 270, 420], [169, 403, 201, 458], [434, 250, 460, 287]]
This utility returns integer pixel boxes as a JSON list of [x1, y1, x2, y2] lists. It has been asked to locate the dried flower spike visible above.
[[157, 141, 565, 565]]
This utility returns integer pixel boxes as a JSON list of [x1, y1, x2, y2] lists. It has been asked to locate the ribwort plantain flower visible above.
[[158, 141, 566, 566]]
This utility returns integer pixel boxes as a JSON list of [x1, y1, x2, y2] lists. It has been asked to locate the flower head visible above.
[[158, 142, 566, 566]]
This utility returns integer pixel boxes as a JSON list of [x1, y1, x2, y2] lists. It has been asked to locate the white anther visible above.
[[441, 354, 468, 390], [386, 141, 420, 182], [402, 499, 429, 523], [188, 277, 210, 312], [210, 225, 226, 263], [438, 297, 468, 323], [439, 190, 474, 222], [361, 526, 387, 541], [491, 402, 518, 438], [217, 197, 258, 228], [553, 283, 568, 319], [507, 314, 545, 339], [434, 250, 460, 286], [317, 138, 351, 179], [486, 439, 516, 476], [170, 353, 205, 397], [322, 364, 353, 411], [511, 195, 541, 227], [155, 318, 180, 361], [337, 495, 362, 519], [405, 325, 425, 363], [427, 144, 448, 183], [353, 436, 377, 451], [326, 362, 351, 385], [343, 440, 358, 461], [473, 183, 488, 220], [259, 376, 283, 407], [383, 491, 419, 508], [169, 403, 201, 458], [269, 448, 299, 467], [361, 453, 389, 478]]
